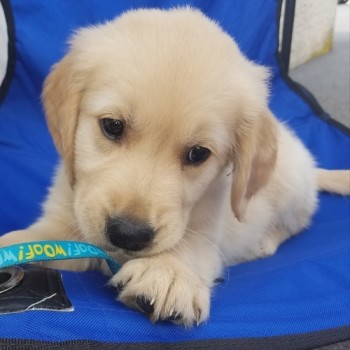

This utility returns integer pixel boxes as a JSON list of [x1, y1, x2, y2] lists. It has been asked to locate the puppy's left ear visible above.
[[42, 54, 84, 186], [230, 108, 278, 221]]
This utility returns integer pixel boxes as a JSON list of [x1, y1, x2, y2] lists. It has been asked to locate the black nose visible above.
[[106, 216, 155, 251]]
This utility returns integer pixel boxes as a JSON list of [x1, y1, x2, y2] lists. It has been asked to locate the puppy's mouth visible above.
[[101, 238, 155, 256], [102, 230, 173, 261], [102, 242, 157, 264]]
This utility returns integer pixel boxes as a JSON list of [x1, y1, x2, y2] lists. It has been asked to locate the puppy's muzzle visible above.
[[106, 216, 154, 251]]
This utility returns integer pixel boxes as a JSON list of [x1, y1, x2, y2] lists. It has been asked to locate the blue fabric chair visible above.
[[0, 0, 349, 348]]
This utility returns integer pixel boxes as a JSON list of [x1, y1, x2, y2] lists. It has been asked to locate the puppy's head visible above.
[[43, 8, 277, 256]]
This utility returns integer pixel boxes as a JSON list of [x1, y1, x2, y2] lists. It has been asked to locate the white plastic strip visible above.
[[0, 2, 8, 87]]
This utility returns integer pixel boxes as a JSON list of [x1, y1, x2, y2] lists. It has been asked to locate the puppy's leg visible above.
[[0, 220, 96, 272], [110, 231, 223, 327], [0, 165, 96, 271]]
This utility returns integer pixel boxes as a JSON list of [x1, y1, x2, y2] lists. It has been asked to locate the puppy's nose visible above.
[[106, 216, 154, 251]]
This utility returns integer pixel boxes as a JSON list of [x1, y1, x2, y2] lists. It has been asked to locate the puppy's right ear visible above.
[[42, 54, 83, 186]]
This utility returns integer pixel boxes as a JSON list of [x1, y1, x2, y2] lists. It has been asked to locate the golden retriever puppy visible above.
[[1, 8, 349, 326]]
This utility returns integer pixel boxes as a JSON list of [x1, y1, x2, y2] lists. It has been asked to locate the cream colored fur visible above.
[[1, 8, 349, 326]]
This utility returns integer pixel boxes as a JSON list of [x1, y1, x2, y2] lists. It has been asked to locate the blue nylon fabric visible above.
[[0, 0, 349, 342]]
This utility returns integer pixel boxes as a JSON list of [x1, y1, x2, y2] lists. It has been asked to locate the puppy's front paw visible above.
[[110, 256, 210, 327]]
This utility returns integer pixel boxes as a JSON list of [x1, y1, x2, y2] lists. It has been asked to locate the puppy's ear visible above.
[[42, 54, 83, 186], [230, 108, 278, 220]]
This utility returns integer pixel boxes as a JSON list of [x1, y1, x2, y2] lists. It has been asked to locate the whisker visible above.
[[184, 228, 229, 265], [183, 227, 230, 284]]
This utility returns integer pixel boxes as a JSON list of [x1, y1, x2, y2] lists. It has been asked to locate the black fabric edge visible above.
[[0, 326, 349, 350], [276, 0, 350, 136], [279, 0, 296, 72], [0, 0, 15, 104]]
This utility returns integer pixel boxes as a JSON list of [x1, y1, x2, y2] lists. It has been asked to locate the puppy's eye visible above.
[[186, 146, 211, 165], [100, 118, 124, 140]]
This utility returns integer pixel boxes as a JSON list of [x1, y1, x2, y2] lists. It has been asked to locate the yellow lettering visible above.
[[33, 244, 43, 256], [44, 244, 55, 257], [25, 245, 35, 259], [55, 244, 67, 257], [18, 246, 24, 261]]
